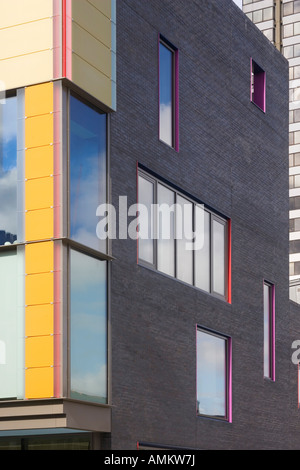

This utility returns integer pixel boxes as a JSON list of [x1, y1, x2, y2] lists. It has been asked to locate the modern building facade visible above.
[[0, 0, 294, 450], [241, 0, 300, 303]]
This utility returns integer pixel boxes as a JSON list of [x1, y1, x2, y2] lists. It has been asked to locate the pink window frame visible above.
[[196, 326, 232, 423], [251, 58, 266, 113], [264, 280, 275, 381], [158, 34, 179, 152]]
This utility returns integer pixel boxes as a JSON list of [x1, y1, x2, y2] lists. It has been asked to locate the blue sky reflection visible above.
[[197, 330, 226, 418], [70, 95, 107, 253], [70, 249, 107, 403], [159, 42, 173, 146], [0, 97, 17, 244]]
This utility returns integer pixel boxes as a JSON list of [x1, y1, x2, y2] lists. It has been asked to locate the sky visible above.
[[233, 0, 242, 8]]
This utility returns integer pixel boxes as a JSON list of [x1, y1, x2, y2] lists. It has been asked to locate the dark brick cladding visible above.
[[109, 0, 294, 449]]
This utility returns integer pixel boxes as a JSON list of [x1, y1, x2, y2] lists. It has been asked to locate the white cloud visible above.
[[0, 168, 17, 235], [0, 98, 17, 145], [71, 365, 107, 399], [160, 103, 172, 146], [70, 152, 106, 250]]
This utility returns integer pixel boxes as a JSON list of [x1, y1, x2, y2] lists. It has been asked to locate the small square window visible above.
[[295, 0, 300, 14], [283, 2, 294, 16], [251, 59, 266, 112], [253, 10, 262, 23]]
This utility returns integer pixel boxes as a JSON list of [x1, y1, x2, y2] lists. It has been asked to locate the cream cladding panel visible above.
[[0, 0, 53, 90]]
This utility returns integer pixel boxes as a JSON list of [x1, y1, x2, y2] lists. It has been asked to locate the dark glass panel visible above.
[[70, 95, 107, 252]]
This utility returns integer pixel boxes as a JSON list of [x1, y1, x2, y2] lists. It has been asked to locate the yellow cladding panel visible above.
[[25, 114, 53, 149], [73, 54, 112, 109], [25, 272, 53, 306], [72, 0, 111, 49], [25, 304, 54, 337], [0, 18, 53, 61], [25, 241, 54, 275], [25, 208, 54, 242], [25, 177, 53, 212], [25, 367, 54, 399], [26, 336, 53, 368], [0, 0, 53, 29], [25, 145, 54, 180], [72, 22, 111, 79], [88, 0, 112, 19], [0, 50, 53, 92], [25, 82, 53, 117]]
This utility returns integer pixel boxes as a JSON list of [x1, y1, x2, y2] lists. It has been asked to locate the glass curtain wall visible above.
[[0, 92, 25, 400], [69, 94, 108, 404], [0, 95, 18, 245]]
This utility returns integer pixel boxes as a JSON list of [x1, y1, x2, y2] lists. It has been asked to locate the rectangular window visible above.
[[0, 434, 92, 450], [137, 174, 155, 265], [68, 92, 109, 405], [159, 36, 179, 151], [157, 182, 175, 276], [138, 169, 230, 301], [197, 327, 232, 421], [69, 93, 107, 253], [0, 94, 18, 245], [263, 281, 275, 380], [70, 249, 107, 404], [251, 59, 266, 112]]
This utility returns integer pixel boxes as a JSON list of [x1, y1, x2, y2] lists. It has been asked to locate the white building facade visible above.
[[241, 0, 300, 302]]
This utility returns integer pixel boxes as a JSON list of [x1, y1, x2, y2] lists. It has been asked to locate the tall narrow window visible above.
[[68, 93, 108, 405], [212, 217, 226, 297], [176, 195, 193, 285], [0, 95, 18, 245], [251, 59, 266, 112], [70, 249, 107, 404], [194, 207, 210, 293], [138, 174, 155, 265], [263, 281, 275, 380], [197, 328, 232, 421], [157, 183, 175, 276], [159, 37, 179, 150], [70, 94, 107, 253]]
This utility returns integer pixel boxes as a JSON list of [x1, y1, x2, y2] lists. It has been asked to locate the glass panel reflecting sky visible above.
[[138, 175, 154, 264], [157, 183, 175, 277], [138, 172, 228, 299], [70, 95, 107, 253], [159, 42, 173, 147], [212, 219, 225, 296], [0, 96, 17, 245], [176, 195, 193, 285], [232, 0, 242, 8], [195, 208, 210, 293], [70, 250, 107, 404], [197, 329, 227, 418]]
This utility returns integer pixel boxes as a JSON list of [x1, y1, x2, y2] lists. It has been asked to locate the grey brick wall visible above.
[[109, 0, 291, 449]]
